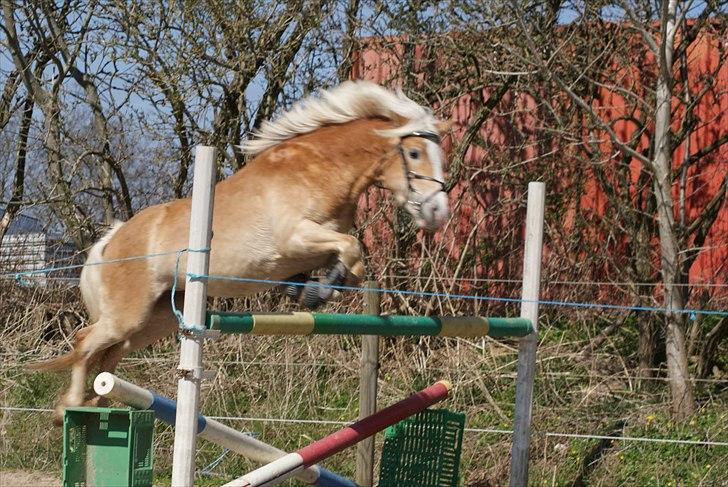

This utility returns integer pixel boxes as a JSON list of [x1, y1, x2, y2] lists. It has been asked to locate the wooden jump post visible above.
[[510, 181, 545, 486], [222, 381, 452, 487], [171, 146, 216, 486], [94, 373, 355, 487], [355, 282, 379, 487]]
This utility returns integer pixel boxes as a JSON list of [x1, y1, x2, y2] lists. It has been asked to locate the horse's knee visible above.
[[347, 260, 365, 284], [338, 235, 363, 266]]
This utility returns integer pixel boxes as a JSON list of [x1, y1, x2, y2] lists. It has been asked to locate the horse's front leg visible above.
[[281, 220, 365, 309], [278, 272, 310, 299]]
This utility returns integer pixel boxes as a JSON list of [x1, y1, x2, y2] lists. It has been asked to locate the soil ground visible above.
[[0, 470, 61, 487]]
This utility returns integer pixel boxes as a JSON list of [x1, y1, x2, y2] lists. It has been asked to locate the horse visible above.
[[29, 80, 451, 424]]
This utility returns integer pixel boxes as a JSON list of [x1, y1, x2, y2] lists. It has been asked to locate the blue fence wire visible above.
[[2, 250, 727, 317]]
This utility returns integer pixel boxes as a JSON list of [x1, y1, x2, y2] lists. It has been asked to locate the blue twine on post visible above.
[[14, 273, 31, 287], [171, 247, 212, 333]]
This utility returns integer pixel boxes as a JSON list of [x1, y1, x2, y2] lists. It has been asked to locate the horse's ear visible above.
[[436, 119, 453, 134]]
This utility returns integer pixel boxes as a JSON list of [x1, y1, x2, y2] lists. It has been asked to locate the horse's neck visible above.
[[321, 118, 394, 195], [321, 119, 394, 222], [224, 118, 393, 223]]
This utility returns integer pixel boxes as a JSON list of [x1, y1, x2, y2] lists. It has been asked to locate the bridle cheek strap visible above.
[[398, 131, 445, 207], [373, 131, 446, 208]]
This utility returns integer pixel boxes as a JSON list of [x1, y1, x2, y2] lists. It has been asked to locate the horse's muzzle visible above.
[[418, 191, 450, 231]]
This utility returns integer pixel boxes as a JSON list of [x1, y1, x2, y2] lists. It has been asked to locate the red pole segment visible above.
[[223, 380, 452, 487], [298, 380, 452, 467]]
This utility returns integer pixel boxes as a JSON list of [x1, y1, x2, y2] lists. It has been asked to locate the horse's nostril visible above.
[[422, 203, 435, 221], [438, 206, 450, 221]]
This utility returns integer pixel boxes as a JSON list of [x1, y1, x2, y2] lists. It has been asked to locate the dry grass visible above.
[[1, 280, 726, 486]]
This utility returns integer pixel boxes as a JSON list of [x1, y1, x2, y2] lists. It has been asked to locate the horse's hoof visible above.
[[303, 281, 333, 309], [281, 274, 309, 299], [326, 262, 347, 287], [52, 405, 65, 427], [283, 283, 303, 299], [83, 395, 108, 408], [303, 285, 323, 309]]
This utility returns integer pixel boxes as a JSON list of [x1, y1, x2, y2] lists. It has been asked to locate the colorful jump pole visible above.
[[222, 380, 452, 487], [207, 313, 532, 338], [93, 373, 356, 487]]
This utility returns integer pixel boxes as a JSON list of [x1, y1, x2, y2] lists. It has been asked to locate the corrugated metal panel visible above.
[[352, 28, 727, 292], [1, 232, 80, 281]]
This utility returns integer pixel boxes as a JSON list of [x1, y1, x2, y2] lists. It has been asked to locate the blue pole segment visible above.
[[314, 468, 359, 487], [150, 391, 207, 433]]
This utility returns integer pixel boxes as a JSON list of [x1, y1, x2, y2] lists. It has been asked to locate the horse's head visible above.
[[377, 120, 451, 232], [239, 80, 452, 231]]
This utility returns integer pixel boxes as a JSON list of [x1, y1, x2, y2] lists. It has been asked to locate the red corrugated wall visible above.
[[351, 28, 727, 297]]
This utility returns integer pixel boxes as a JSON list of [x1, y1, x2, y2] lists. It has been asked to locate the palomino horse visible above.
[[30, 80, 451, 424]]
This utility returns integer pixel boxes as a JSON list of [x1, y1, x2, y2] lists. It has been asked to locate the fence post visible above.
[[171, 146, 216, 486], [510, 181, 545, 486], [356, 281, 380, 486]]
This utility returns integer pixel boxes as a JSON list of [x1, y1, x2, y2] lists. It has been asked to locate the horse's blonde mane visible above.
[[240, 81, 439, 155]]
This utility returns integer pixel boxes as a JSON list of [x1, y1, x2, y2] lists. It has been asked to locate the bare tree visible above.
[[0, 95, 32, 242], [1, 0, 356, 244], [511, 0, 727, 418]]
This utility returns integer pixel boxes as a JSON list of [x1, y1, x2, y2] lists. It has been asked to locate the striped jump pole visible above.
[[93, 373, 356, 487], [222, 380, 452, 487], [207, 312, 532, 337]]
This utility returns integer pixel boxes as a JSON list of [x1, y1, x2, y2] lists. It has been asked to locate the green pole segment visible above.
[[206, 312, 532, 337], [486, 317, 533, 337]]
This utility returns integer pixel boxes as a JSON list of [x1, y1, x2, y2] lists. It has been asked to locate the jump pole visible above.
[[509, 181, 545, 485], [223, 380, 453, 487], [94, 373, 355, 487], [171, 145, 216, 486], [206, 313, 533, 337]]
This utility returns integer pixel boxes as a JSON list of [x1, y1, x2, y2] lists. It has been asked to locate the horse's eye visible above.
[[408, 149, 420, 160]]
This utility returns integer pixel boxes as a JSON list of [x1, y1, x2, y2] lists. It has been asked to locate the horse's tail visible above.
[[79, 221, 124, 323], [26, 348, 81, 371], [26, 325, 96, 371]]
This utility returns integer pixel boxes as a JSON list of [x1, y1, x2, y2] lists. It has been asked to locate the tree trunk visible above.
[[337, 0, 360, 82], [651, 0, 695, 418], [637, 314, 660, 379], [45, 92, 95, 249], [0, 96, 32, 242], [697, 317, 728, 379]]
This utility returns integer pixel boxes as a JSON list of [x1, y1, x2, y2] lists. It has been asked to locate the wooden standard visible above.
[[509, 181, 545, 485], [171, 146, 216, 486], [356, 281, 380, 486]]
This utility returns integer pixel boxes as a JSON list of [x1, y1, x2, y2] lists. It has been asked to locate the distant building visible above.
[[0, 206, 80, 283]]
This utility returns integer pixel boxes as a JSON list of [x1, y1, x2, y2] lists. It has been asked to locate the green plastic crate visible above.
[[379, 409, 465, 487], [63, 407, 154, 487]]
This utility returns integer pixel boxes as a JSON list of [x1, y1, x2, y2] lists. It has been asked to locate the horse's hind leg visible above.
[[53, 319, 129, 424], [83, 296, 180, 407], [53, 290, 164, 424], [279, 273, 309, 299]]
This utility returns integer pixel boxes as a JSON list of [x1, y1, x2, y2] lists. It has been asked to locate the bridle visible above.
[[397, 131, 446, 209]]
